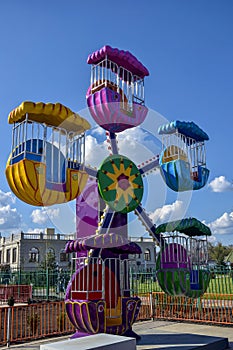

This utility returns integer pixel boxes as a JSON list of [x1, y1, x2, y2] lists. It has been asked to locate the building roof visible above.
[[225, 249, 233, 263]]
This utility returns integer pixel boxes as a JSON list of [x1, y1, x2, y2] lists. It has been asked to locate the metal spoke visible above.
[[106, 131, 119, 155], [134, 204, 162, 244], [84, 165, 98, 178], [96, 205, 115, 235], [138, 156, 160, 176]]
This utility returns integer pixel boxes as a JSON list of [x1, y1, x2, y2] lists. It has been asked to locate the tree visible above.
[[208, 242, 231, 266], [39, 252, 58, 297], [39, 251, 57, 271]]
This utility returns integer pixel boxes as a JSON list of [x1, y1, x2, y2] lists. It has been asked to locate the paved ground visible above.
[[134, 320, 232, 349], [1, 320, 232, 350]]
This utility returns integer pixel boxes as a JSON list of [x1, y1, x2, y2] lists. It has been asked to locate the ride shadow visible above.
[[136, 333, 229, 350]]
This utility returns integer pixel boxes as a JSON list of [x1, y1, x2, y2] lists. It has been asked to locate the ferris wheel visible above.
[[5, 45, 211, 339]]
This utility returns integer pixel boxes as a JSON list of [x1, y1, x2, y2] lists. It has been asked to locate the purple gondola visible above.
[[86, 45, 149, 133]]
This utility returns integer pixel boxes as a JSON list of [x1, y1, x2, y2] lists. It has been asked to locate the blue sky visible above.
[[0, 0, 232, 245]]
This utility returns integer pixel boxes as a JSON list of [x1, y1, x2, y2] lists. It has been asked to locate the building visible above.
[[0, 229, 157, 272], [0, 228, 74, 271], [129, 236, 157, 271]]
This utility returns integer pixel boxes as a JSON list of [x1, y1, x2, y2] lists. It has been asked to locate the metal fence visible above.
[[0, 301, 75, 346], [0, 268, 72, 302], [0, 265, 232, 301], [137, 291, 233, 325], [135, 266, 233, 326], [0, 266, 232, 346]]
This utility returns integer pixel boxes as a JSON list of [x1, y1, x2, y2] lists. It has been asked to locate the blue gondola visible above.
[[158, 121, 210, 192]]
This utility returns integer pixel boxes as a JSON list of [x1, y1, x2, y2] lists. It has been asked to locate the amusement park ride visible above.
[[6, 45, 211, 339]]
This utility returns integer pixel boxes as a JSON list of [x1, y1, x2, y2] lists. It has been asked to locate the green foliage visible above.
[[39, 251, 57, 271], [208, 242, 231, 266]]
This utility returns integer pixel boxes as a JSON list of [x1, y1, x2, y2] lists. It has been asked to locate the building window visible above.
[[6, 249, 11, 263], [144, 249, 151, 261], [47, 247, 55, 256], [60, 250, 69, 262], [29, 247, 39, 263], [12, 248, 17, 263]]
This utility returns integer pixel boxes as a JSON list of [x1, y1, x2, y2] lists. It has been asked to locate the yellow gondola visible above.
[[6, 101, 91, 206]]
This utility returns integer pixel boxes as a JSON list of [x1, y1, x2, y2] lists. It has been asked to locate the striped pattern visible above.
[[157, 269, 210, 298], [87, 87, 148, 133], [65, 297, 141, 336], [8, 101, 91, 134], [159, 158, 209, 192], [5, 158, 88, 206]]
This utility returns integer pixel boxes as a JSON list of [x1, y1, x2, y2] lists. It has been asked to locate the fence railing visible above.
[[0, 301, 75, 346], [0, 285, 32, 303], [0, 269, 72, 301], [0, 290, 232, 347], [137, 291, 233, 326], [0, 266, 232, 346]]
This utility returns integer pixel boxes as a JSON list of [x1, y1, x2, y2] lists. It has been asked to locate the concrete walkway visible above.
[[134, 320, 232, 349], [1, 321, 232, 350]]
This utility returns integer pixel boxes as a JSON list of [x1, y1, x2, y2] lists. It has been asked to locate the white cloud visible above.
[[208, 176, 233, 192], [118, 127, 160, 164], [27, 227, 45, 234], [0, 190, 16, 206], [0, 190, 21, 230], [91, 126, 106, 136], [205, 211, 233, 235], [208, 235, 217, 243], [31, 207, 60, 225], [85, 134, 108, 167], [85, 126, 160, 169], [149, 200, 185, 225], [0, 204, 22, 230]]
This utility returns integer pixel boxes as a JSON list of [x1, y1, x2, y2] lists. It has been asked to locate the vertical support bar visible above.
[[43, 125, 47, 163], [12, 124, 15, 159], [17, 124, 20, 153], [86, 262, 89, 299], [36, 124, 39, 154], [90, 65, 93, 87], [149, 292, 153, 320], [76, 136, 79, 163], [21, 121, 25, 153], [115, 258, 117, 310], [46, 268, 49, 300], [83, 134, 85, 166], [6, 307, 11, 348], [102, 259, 105, 301], [93, 64, 96, 86], [58, 131, 61, 183], [30, 122, 34, 152], [51, 128, 54, 182]]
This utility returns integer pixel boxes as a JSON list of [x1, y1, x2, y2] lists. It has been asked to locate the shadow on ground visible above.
[[136, 333, 229, 350]]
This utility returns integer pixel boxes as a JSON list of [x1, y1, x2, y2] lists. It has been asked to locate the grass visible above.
[[205, 275, 233, 297], [131, 273, 233, 299]]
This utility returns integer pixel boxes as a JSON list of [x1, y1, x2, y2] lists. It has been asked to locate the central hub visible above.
[[97, 154, 144, 213], [117, 173, 130, 190]]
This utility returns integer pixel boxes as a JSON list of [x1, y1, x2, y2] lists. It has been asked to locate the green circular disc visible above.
[[97, 154, 143, 213]]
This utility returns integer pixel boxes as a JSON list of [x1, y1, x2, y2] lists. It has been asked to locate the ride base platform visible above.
[[3, 321, 231, 349], [40, 334, 136, 350]]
